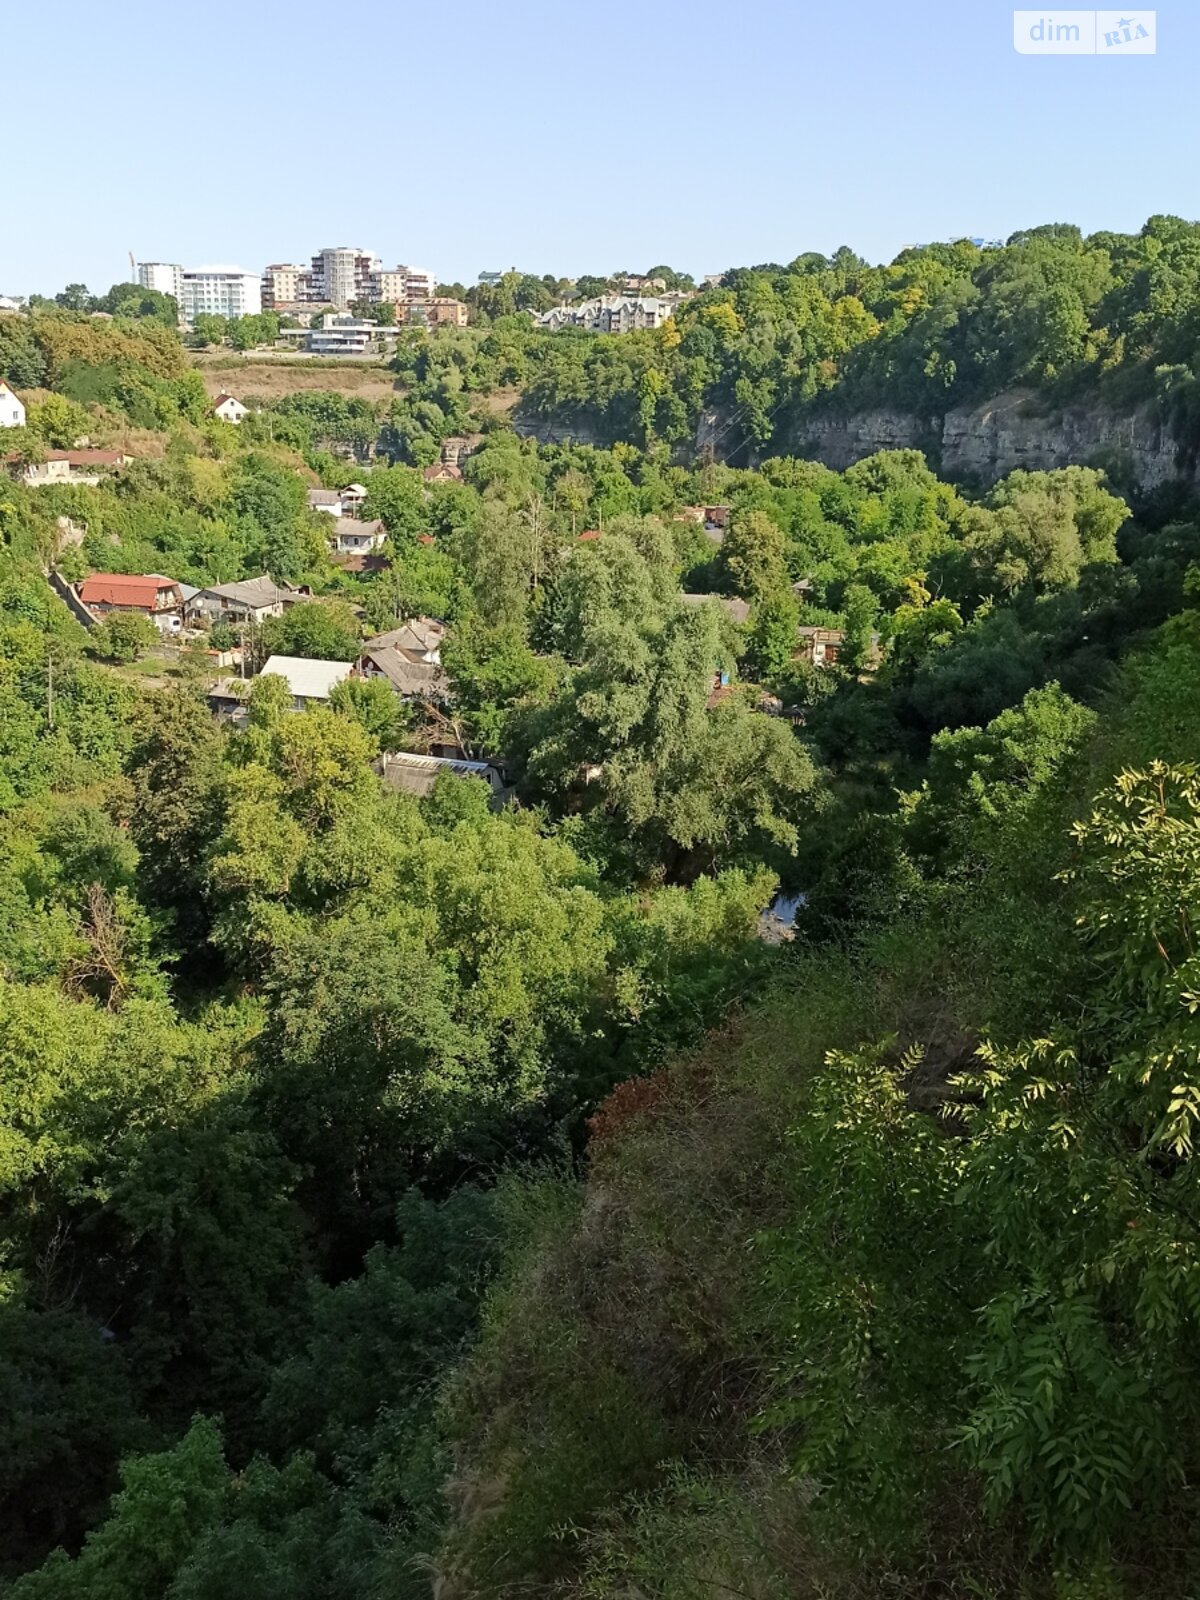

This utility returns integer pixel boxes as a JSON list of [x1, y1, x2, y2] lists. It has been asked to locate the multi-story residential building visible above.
[[405, 296, 468, 329], [367, 264, 437, 306], [371, 271, 407, 304], [179, 266, 262, 322], [400, 266, 436, 301], [137, 261, 184, 302], [261, 263, 314, 309], [310, 247, 382, 309]]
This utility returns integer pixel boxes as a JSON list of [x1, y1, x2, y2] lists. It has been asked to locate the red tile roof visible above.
[[79, 574, 179, 609], [577, 529, 603, 542], [2, 449, 126, 467], [64, 449, 126, 466]]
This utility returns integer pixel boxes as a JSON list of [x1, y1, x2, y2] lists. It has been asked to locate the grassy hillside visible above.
[[190, 352, 402, 403]]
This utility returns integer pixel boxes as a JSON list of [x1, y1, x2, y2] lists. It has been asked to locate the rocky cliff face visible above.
[[939, 392, 1182, 488], [705, 389, 1187, 490]]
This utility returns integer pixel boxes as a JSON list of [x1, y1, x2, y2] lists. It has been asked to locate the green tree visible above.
[[262, 601, 360, 662], [86, 612, 159, 665], [191, 314, 228, 348], [329, 674, 410, 751], [25, 393, 90, 448], [719, 508, 787, 599]]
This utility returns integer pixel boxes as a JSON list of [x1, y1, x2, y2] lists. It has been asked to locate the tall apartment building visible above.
[[179, 267, 262, 322], [137, 261, 184, 302], [261, 263, 314, 309], [310, 247, 382, 309]]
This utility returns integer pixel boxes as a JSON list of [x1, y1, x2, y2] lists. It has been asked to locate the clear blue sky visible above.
[[4, 0, 1197, 296]]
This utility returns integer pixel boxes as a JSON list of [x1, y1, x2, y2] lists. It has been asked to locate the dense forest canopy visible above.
[[1, 221, 1200, 1598], [373, 215, 1200, 463]]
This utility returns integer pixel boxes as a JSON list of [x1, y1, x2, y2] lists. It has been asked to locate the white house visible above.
[[212, 393, 248, 425], [185, 575, 297, 626], [0, 381, 26, 428], [306, 487, 343, 517], [328, 517, 387, 555]]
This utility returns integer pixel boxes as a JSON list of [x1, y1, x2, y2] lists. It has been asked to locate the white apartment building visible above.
[[0, 381, 26, 428], [137, 261, 184, 302], [311, 247, 381, 309], [179, 266, 262, 323]]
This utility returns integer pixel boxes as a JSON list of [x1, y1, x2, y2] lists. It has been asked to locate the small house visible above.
[[4, 449, 130, 487], [355, 646, 449, 705], [328, 517, 387, 555], [307, 487, 343, 517], [365, 617, 445, 663], [212, 393, 248, 425], [376, 750, 506, 800], [258, 654, 352, 708], [186, 575, 298, 627], [794, 626, 845, 667], [422, 461, 463, 484], [0, 380, 25, 428]]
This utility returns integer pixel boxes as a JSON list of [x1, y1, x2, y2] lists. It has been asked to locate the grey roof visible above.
[[365, 617, 444, 654], [259, 655, 352, 700], [307, 488, 341, 507], [360, 647, 449, 700], [378, 750, 497, 798], [179, 583, 200, 603], [679, 593, 750, 625], [208, 676, 248, 700], [191, 575, 292, 610], [334, 517, 385, 538]]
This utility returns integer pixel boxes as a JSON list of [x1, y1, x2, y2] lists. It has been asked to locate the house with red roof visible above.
[[422, 461, 463, 484], [78, 574, 185, 632]]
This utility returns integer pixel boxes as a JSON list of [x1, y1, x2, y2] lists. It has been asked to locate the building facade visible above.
[[212, 394, 248, 424], [137, 261, 184, 302], [261, 263, 314, 309], [310, 247, 382, 309], [406, 297, 468, 328], [0, 381, 25, 428], [179, 267, 262, 322], [538, 295, 682, 333], [79, 574, 184, 632]]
